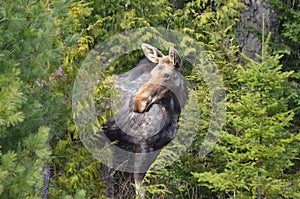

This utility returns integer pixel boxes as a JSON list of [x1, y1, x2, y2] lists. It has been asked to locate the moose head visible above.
[[132, 43, 185, 114]]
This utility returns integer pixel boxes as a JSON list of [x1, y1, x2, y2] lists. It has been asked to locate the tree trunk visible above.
[[238, 0, 280, 61], [42, 164, 51, 199]]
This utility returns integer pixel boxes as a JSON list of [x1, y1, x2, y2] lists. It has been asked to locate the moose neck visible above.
[[159, 91, 181, 116]]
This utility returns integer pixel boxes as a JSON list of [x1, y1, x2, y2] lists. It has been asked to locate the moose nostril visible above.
[[132, 102, 143, 113]]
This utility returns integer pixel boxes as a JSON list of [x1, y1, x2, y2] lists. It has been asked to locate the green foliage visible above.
[[0, 69, 26, 130], [270, 0, 300, 72], [0, 126, 50, 198], [59, 189, 87, 199], [269, 1, 300, 177], [0, 0, 62, 82], [0, 0, 77, 198], [48, 1, 106, 198], [193, 36, 300, 198], [1, 0, 299, 198], [91, 0, 172, 38], [271, 0, 300, 43], [50, 138, 104, 198]]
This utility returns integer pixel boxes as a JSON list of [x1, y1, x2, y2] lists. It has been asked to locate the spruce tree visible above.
[[193, 34, 300, 198], [0, 0, 71, 198]]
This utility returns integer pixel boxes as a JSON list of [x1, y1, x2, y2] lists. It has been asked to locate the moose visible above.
[[101, 43, 188, 198]]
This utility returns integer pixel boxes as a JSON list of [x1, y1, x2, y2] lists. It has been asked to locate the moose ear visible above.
[[169, 46, 182, 69], [141, 43, 164, 63]]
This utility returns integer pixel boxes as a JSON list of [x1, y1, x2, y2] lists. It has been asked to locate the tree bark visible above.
[[238, 0, 280, 61], [42, 164, 51, 199]]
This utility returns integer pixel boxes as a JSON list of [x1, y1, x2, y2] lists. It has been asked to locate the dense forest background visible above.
[[0, 0, 299, 198]]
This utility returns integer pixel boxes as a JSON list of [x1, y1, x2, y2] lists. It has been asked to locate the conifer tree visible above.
[[193, 34, 300, 198], [0, 0, 74, 198], [2, 0, 298, 198]]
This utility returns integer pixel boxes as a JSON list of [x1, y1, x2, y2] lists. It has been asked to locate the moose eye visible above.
[[163, 73, 170, 79]]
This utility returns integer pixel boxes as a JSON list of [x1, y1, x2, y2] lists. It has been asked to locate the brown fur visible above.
[[133, 83, 168, 113]]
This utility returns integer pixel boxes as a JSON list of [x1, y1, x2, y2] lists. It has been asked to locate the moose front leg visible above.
[[134, 172, 146, 199], [133, 144, 160, 199], [101, 164, 115, 198]]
